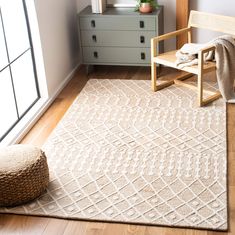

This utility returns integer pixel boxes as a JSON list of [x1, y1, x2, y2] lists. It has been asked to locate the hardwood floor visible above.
[[0, 66, 234, 235]]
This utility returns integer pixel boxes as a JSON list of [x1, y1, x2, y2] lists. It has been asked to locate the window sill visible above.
[[1, 97, 50, 146]]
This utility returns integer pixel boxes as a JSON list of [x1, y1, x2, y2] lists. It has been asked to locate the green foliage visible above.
[[135, 0, 159, 11]]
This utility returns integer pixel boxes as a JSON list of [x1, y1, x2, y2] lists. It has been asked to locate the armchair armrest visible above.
[[151, 27, 191, 44], [151, 27, 192, 57], [198, 45, 216, 71], [199, 45, 216, 54]]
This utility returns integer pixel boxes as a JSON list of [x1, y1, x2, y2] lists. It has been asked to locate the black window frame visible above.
[[0, 0, 40, 142]]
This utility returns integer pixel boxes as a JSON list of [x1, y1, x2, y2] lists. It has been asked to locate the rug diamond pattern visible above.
[[0, 79, 227, 230]]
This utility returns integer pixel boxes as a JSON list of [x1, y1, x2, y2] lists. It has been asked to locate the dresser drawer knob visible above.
[[94, 51, 98, 58], [141, 52, 145, 60], [140, 36, 145, 43], [140, 21, 145, 28], [91, 20, 96, 28], [92, 35, 97, 42]]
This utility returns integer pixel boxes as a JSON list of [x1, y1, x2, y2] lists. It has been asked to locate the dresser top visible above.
[[78, 5, 163, 17]]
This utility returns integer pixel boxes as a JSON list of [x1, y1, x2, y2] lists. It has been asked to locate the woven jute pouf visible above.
[[0, 144, 49, 207]]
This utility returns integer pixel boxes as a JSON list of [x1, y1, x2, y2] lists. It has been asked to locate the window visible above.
[[0, 0, 40, 141]]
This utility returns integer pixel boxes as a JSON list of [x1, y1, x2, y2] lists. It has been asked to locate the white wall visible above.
[[77, 0, 176, 51], [35, 0, 79, 97], [190, 0, 235, 43], [158, 0, 176, 50], [77, 0, 88, 12]]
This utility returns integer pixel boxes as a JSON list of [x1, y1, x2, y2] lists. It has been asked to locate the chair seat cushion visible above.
[[0, 145, 49, 207]]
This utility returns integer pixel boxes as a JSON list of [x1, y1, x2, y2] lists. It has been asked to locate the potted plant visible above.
[[136, 0, 159, 13]]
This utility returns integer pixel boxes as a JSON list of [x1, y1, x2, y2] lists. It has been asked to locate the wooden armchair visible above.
[[151, 11, 235, 106]]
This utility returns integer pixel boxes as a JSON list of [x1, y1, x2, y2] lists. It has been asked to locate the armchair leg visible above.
[[201, 92, 222, 106], [151, 62, 157, 91], [151, 62, 174, 92], [198, 72, 203, 107], [198, 53, 204, 107], [197, 71, 221, 107]]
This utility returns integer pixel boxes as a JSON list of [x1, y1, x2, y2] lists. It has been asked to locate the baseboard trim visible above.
[[48, 64, 81, 103], [2, 63, 81, 146]]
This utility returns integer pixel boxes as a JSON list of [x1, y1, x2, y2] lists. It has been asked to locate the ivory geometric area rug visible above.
[[0, 79, 227, 230]]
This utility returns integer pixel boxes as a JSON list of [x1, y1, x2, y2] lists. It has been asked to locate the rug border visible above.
[[0, 211, 228, 232]]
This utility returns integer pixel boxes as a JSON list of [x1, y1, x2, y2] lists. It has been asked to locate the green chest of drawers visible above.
[[78, 6, 163, 66]]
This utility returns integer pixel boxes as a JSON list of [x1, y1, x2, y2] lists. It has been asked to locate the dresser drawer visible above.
[[82, 47, 150, 64], [79, 16, 156, 31], [81, 30, 156, 48]]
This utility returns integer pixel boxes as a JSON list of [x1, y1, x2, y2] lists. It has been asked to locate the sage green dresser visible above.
[[78, 6, 163, 67]]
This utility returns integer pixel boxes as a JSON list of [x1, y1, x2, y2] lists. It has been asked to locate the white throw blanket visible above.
[[176, 35, 235, 102]]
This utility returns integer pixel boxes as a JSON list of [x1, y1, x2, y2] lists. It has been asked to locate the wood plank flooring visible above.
[[0, 66, 234, 235]]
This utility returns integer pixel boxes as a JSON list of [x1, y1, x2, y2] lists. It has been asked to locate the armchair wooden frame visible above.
[[151, 11, 235, 106]]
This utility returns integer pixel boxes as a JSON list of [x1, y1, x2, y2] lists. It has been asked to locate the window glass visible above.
[[0, 14, 8, 70], [0, 68, 18, 135], [1, 0, 30, 61], [11, 51, 38, 116]]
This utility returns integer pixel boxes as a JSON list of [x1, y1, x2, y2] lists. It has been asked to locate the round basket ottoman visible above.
[[0, 144, 49, 207]]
